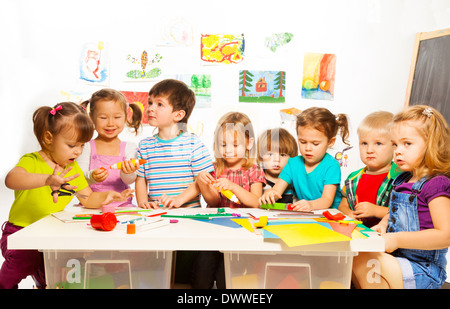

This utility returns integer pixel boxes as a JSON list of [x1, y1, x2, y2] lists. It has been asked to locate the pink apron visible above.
[[89, 140, 135, 208]]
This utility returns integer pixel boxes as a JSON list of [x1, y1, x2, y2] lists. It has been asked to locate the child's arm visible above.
[[5, 165, 80, 203], [76, 186, 134, 209], [292, 184, 338, 211], [354, 202, 389, 219], [383, 196, 450, 253], [338, 196, 356, 219], [159, 182, 201, 208], [196, 171, 220, 207], [135, 176, 156, 209], [259, 178, 289, 205], [214, 178, 263, 208]]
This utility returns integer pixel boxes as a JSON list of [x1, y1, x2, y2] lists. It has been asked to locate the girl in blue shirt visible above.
[[260, 107, 350, 211]]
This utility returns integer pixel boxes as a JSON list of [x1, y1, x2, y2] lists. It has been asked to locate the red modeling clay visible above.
[[90, 213, 117, 231], [323, 210, 345, 221]]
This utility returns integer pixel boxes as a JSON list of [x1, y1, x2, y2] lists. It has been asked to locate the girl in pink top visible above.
[[191, 112, 265, 289], [77, 89, 143, 208]]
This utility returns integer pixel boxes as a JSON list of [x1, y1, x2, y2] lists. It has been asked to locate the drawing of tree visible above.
[[239, 70, 254, 97], [274, 71, 285, 98], [191, 74, 211, 90]]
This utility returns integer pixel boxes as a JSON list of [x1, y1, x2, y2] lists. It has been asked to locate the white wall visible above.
[[1, 0, 449, 288]]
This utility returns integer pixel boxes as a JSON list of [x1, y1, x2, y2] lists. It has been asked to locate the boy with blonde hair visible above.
[[338, 111, 401, 227]]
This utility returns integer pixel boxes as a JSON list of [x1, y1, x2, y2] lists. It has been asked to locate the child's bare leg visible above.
[[352, 251, 404, 289]]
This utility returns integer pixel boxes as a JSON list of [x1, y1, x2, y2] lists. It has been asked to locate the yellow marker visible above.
[[220, 189, 241, 204], [253, 216, 268, 228], [109, 159, 146, 169]]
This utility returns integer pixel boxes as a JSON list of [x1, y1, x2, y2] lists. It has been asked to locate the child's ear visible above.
[[328, 136, 336, 148], [173, 110, 186, 122], [43, 131, 53, 146]]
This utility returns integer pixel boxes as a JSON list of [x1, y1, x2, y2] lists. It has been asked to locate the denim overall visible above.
[[387, 172, 448, 289]]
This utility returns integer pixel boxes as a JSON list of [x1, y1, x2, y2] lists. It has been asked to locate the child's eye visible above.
[[280, 153, 288, 157]]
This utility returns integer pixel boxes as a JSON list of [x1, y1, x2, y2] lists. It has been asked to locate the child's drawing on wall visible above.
[[239, 70, 285, 103], [79, 41, 109, 85], [158, 17, 194, 47], [123, 49, 163, 81], [301, 53, 336, 101], [201, 34, 245, 65]]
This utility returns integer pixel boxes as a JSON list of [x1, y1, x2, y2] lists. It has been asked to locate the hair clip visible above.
[[422, 107, 433, 118], [49, 105, 62, 116]]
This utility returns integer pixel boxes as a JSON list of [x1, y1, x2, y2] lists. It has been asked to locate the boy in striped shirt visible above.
[[136, 79, 214, 209]]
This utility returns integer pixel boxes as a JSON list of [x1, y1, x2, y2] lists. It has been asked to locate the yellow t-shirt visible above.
[[8, 152, 89, 227]]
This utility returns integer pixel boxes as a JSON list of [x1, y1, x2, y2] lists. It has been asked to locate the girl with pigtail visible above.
[[260, 107, 350, 211], [77, 89, 143, 208], [1, 102, 133, 289]]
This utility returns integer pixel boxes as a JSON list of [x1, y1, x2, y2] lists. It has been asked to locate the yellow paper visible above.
[[232, 218, 255, 233], [351, 229, 368, 239], [264, 223, 351, 247]]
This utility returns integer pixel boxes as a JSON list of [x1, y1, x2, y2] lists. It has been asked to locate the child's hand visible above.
[[371, 221, 388, 235], [159, 194, 183, 208], [92, 167, 108, 182], [292, 199, 313, 212], [197, 171, 215, 186], [259, 189, 282, 205], [213, 178, 236, 193], [353, 202, 375, 219], [138, 201, 159, 209], [46, 165, 80, 203], [101, 189, 134, 206], [120, 159, 140, 174]]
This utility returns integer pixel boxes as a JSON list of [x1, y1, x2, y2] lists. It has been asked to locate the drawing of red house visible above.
[[256, 77, 267, 92]]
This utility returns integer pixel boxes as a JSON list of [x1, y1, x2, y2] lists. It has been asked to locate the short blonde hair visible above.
[[392, 105, 450, 178], [357, 111, 394, 137]]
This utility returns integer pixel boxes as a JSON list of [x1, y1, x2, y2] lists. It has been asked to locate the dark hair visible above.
[[33, 102, 94, 151], [149, 79, 196, 124], [296, 107, 350, 145], [82, 88, 143, 135]]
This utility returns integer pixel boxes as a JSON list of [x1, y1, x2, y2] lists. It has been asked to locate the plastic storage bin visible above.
[[43, 250, 172, 289], [223, 251, 356, 289]]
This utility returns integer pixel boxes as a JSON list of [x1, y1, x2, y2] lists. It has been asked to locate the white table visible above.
[[8, 207, 385, 289]]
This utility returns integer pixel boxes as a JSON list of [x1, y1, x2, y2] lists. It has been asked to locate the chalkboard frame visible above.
[[404, 28, 450, 123]]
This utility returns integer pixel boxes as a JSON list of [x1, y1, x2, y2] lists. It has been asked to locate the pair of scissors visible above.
[[51, 183, 88, 199]]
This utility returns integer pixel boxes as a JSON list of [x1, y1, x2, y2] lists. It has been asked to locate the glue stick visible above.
[[109, 159, 147, 169]]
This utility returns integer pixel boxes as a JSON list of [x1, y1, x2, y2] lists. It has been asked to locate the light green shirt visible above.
[[8, 152, 88, 227]]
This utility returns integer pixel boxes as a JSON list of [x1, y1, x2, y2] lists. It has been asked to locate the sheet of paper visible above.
[[263, 223, 351, 247]]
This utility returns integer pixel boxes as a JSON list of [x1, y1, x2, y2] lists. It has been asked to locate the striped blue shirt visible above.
[[137, 133, 214, 207]]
